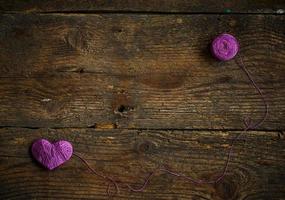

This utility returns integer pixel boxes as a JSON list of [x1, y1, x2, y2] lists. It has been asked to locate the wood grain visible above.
[[1, 14, 285, 77], [0, 14, 284, 129], [0, 128, 284, 199], [0, 0, 284, 13], [0, 1, 284, 199], [0, 72, 284, 129]]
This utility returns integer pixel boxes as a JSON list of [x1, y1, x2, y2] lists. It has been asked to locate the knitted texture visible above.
[[31, 139, 73, 170], [211, 33, 239, 61]]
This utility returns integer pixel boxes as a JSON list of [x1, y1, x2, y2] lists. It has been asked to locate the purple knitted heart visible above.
[[31, 139, 73, 170]]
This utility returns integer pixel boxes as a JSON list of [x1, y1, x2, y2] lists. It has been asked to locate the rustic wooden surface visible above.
[[0, 14, 285, 129], [0, 1, 285, 200], [0, 128, 284, 199], [0, 0, 284, 13]]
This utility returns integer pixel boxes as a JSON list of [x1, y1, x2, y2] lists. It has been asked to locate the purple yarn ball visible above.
[[211, 33, 239, 61]]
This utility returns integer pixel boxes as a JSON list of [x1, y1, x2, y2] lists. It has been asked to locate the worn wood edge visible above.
[[0, 128, 284, 199], [0, 0, 284, 14]]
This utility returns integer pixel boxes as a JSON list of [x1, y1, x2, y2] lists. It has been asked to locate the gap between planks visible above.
[[1, 11, 285, 15]]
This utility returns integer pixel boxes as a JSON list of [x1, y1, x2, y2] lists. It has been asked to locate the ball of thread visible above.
[[211, 33, 239, 61]]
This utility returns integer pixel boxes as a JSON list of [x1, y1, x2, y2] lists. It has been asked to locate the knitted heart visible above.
[[31, 139, 73, 170]]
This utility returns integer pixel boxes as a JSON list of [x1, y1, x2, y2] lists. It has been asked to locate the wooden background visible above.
[[0, 1, 285, 199]]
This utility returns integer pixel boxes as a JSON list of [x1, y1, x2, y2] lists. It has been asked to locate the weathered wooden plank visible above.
[[0, 0, 284, 13], [1, 14, 285, 78], [0, 72, 284, 129], [0, 14, 284, 129], [0, 128, 284, 199]]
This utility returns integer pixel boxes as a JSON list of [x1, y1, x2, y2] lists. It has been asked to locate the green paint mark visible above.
[[224, 9, 232, 13]]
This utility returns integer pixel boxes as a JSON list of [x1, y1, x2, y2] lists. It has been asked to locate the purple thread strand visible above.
[[147, 55, 269, 186], [236, 54, 269, 129], [130, 56, 269, 186], [73, 153, 119, 197], [149, 54, 269, 185], [72, 54, 268, 195], [124, 166, 161, 192]]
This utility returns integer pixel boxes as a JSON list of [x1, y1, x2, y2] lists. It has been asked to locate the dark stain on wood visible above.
[[135, 139, 157, 155], [214, 176, 239, 200], [112, 89, 135, 117]]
